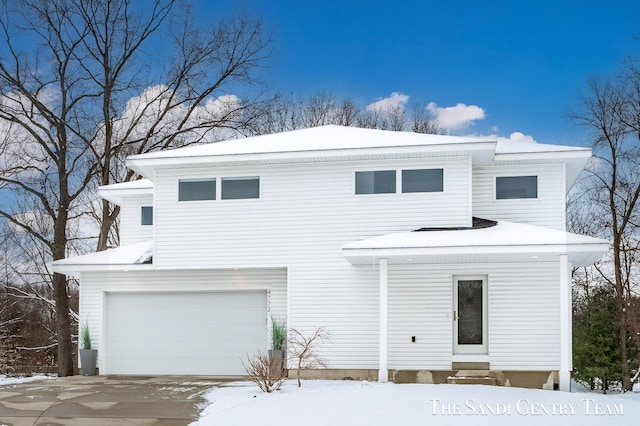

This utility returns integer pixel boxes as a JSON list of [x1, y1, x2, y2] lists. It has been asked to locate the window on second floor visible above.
[[179, 178, 216, 201], [355, 170, 396, 194], [221, 177, 260, 200], [402, 168, 444, 193], [495, 176, 537, 199], [141, 206, 153, 226]]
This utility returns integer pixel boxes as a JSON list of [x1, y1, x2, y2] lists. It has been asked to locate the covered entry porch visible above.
[[343, 219, 609, 391]]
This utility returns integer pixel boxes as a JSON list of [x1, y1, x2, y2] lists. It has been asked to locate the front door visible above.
[[453, 275, 488, 354]]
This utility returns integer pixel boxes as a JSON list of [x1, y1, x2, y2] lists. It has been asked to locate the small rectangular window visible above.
[[141, 206, 153, 226], [355, 171, 396, 194], [179, 179, 216, 201], [221, 177, 260, 200], [402, 169, 444, 193], [496, 176, 537, 199]]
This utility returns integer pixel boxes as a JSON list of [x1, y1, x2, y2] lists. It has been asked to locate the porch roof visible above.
[[342, 220, 609, 267]]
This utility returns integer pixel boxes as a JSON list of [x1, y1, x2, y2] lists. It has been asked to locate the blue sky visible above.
[[197, 0, 640, 146]]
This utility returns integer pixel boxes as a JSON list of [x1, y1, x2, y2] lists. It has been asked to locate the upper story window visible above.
[[355, 170, 396, 194], [221, 177, 260, 200], [496, 176, 537, 199], [141, 206, 153, 226], [402, 169, 444, 193], [179, 178, 216, 201]]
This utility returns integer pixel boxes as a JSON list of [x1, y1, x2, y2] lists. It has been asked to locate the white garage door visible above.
[[104, 291, 267, 375]]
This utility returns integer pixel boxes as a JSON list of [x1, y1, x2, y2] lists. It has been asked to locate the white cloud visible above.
[[497, 131, 538, 144], [426, 102, 486, 131], [468, 131, 539, 144], [366, 92, 409, 113], [0, 91, 52, 179]]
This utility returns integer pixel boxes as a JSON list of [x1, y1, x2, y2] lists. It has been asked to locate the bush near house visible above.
[[573, 286, 624, 392]]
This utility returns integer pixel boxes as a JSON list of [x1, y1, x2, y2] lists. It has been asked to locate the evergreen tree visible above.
[[573, 286, 622, 392]]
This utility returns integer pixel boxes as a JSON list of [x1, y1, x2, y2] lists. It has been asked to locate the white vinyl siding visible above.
[[488, 262, 561, 370], [153, 157, 471, 269], [119, 194, 153, 246], [472, 163, 565, 230], [147, 157, 469, 369], [79, 268, 287, 371], [385, 262, 560, 371], [388, 266, 452, 369]]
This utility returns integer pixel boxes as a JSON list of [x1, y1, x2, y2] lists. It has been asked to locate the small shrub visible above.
[[243, 350, 286, 393]]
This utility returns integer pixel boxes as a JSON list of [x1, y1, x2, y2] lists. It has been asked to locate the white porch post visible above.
[[559, 254, 571, 391], [379, 258, 388, 383]]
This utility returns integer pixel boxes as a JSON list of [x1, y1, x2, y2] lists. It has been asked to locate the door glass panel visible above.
[[457, 280, 483, 345]]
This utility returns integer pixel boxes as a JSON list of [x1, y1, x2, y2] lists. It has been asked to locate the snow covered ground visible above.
[[0, 375, 52, 385], [192, 379, 640, 426]]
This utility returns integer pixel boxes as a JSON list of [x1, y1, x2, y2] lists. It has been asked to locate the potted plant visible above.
[[79, 322, 97, 376], [268, 317, 286, 372]]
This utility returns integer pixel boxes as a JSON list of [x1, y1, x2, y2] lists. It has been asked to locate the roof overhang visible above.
[[98, 179, 154, 206], [52, 241, 153, 277], [127, 142, 497, 180], [342, 221, 609, 267]]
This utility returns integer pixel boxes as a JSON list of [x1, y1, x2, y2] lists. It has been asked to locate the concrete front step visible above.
[[447, 376, 497, 386]]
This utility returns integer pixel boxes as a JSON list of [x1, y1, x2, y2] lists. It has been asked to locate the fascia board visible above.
[[127, 141, 497, 174], [52, 263, 154, 274], [97, 186, 153, 206], [493, 149, 591, 163], [342, 242, 610, 258]]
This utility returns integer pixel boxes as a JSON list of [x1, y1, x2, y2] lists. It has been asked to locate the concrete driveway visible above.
[[0, 375, 226, 425]]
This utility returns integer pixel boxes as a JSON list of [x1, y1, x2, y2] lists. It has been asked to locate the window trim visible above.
[[221, 176, 261, 200], [494, 175, 538, 200], [140, 206, 153, 226], [354, 170, 398, 195], [178, 178, 217, 202], [401, 168, 445, 194]]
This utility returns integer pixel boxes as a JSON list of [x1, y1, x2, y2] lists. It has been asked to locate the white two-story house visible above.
[[53, 125, 608, 390]]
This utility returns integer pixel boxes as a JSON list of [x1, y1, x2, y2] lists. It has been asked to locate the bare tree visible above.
[[570, 73, 640, 391], [249, 91, 444, 136], [287, 327, 329, 387], [0, 0, 270, 376], [411, 103, 444, 135]]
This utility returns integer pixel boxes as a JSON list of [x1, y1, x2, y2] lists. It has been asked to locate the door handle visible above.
[[453, 311, 458, 321]]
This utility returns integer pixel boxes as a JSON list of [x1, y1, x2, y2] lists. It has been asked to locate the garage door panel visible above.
[[105, 291, 267, 375]]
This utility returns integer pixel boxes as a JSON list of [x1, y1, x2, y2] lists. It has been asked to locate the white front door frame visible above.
[[453, 275, 488, 355]]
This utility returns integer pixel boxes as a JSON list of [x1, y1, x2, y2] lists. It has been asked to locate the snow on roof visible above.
[[496, 139, 590, 155], [98, 179, 154, 190], [98, 179, 154, 205], [128, 125, 496, 161], [344, 220, 607, 250], [53, 241, 153, 273], [129, 125, 590, 161], [343, 220, 609, 266]]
